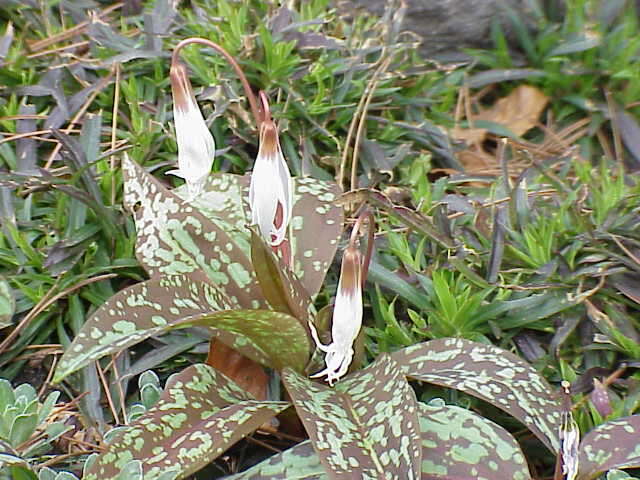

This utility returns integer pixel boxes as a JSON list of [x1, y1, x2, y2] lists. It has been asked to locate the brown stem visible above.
[[259, 90, 272, 123], [172, 37, 262, 128], [349, 208, 375, 287]]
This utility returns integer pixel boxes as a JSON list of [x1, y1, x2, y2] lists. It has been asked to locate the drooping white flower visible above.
[[310, 246, 363, 386], [560, 381, 580, 480], [167, 61, 215, 199], [248, 119, 292, 246]]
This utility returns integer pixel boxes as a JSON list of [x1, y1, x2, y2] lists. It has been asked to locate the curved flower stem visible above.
[[172, 37, 262, 129], [259, 90, 272, 123], [349, 207, 375, 287]]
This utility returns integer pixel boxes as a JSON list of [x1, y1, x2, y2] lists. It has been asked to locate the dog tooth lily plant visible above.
[[53, 35, 640, 480]]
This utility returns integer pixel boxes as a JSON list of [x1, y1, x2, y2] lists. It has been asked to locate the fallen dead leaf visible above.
[[476, 85, 549, 137], [452, 85, 549, 172]]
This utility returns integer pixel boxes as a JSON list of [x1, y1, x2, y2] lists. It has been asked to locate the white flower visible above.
[[310, 246, 363, 386], [167, 61, 215, 199], [248, 119, 292, 246], [560, 381, 580, 480]]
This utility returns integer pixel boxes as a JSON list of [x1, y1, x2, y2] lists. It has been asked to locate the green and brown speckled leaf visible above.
[[283, 354, 422, 480], [392, 338, 562, 453], [228, 400, 532, 480], [84, 364, 289, 480], [200, 309, 312, 372], [178, 173, 343, 298], [122, 157, 266, 309], [250, 229, 314, 323], [227, 440, 327, 480], [419, 401, 531, 480], [54, 274, 312, 382], [54, 273, 232, 382], [577, 415, 640, 480]]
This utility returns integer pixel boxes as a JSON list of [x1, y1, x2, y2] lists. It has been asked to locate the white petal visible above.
[[249, 150, 292, 246], [560, 412, 580, 480], [173, 107, 215, 191], [248, 121, 292, 246], [169, 63, 215, 199], [309, 270, 363, 385]]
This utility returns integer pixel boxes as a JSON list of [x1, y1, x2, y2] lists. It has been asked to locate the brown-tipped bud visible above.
[[249, 119, 292, 246], [559, 381, 579, 480], [310, 245, 363, 386], [170, 61, 195, 113], [166, 59, 215, 199]]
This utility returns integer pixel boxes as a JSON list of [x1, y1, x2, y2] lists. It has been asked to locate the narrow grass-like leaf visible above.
[[419, 401, 531, 480], [577, 415, 640, 480], [283, 354, 422, 479], [227, 440, 327, 480], [182, 173, 343, 298], [392, 338, 562, 452], [84, 364, 289, 480], [547, 36, 600, 57], [250, 228, 313, 322], [122, 157, 266, 309], [466, 69, 546, 88]]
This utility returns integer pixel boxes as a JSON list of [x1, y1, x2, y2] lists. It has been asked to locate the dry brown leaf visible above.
[[475, 85, 549, 136], [453, 85, 549, 172]]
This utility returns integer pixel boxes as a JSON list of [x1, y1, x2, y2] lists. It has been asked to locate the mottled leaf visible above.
[[180, 173, 343, 298], [122, 157, 266, 309], [230, 398, 530, 480], [283, 354, 422, 479], [84, 364, 289, 480], [54, 274, 312, 381], [227, 440, 327, 480], [605, 470, 636, 480], [53, 273, 231, 382], [419, 400, 531, 480], [577, 415, 640, 480], [250, 229, 314, 323], [0, 275, 14, 329], [392, 338, 562, 452]]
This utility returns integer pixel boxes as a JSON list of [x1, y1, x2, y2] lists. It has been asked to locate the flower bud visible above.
[[248, 119, 292, 246], [310, 245, 363, 385], [167, 61, 215, 198]]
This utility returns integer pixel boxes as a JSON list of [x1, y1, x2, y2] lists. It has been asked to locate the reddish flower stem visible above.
[[349, 208, 375, 287], [172, 37, 262, 129]]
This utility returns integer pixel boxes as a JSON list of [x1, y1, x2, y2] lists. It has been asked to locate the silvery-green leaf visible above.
[[227, 440, 327, 480], [180, 173, 343, 298], [392, 338, 562, 453], [283, 354, 422, 479], [84, 364, 289, 480], [577, 415, 640, 480], [122, 157, 266, 309], [418, 401, 531, 480]]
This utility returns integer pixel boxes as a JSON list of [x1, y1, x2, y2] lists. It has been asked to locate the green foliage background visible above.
[[0, 0, 639, 477]]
